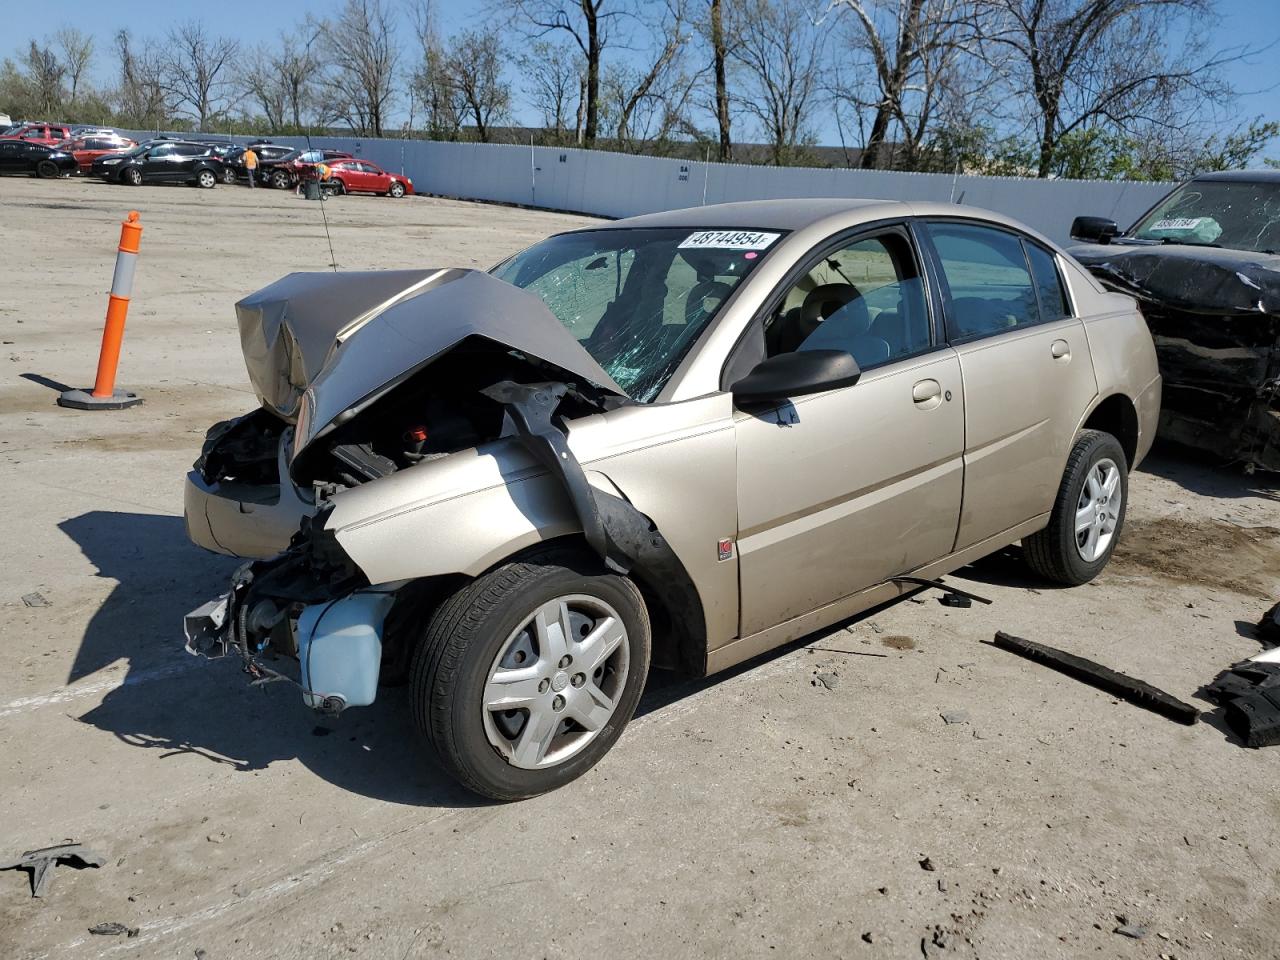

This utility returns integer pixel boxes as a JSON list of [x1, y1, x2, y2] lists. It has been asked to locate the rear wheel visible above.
[[36, 159, 59, 179], [1023, 429, 1128, 585], [388, 181, 405, 198], [411, 552, 651, 801], [328, 178, 345, 195], [123, 167, 143, 186], [195, 169, 216, 189]]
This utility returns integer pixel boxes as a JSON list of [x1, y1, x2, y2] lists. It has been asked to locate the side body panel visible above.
[[733, 350, 965, 635], [950, 315, 1097, 549]]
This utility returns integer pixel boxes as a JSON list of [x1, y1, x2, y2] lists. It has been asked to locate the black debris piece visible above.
[[940, 593, 972, 609], [990, 631, 1200, 725], [1, 843, 106, 898], [88, 922, 139, 937], [891, 576, 992, 606], [1114, 923, 1148, 939], [919, 856, 936, 872], [1202, 660, 1280, 747], [1257, 602, 1280, 649]]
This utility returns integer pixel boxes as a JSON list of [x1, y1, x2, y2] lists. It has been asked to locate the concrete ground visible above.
[[1, 175, 1278, 960]]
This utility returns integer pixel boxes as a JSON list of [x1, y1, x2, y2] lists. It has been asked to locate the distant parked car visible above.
[[69, 126, 122, 139], [224, 142, 294, 184], [324, 158, 413, 197], [55, 134, 137, 174], [2, 122, 73, 146], [0, 139, 79, 178], [92, 140, 225, 188]]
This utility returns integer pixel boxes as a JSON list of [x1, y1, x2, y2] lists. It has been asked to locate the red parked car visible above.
[[2, 123, 73, 146], [54, 134, 137, 174], [323, 158, 413, 197]]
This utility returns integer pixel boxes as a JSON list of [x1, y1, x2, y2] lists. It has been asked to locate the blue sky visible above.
[[8, 0, 1279, 150]]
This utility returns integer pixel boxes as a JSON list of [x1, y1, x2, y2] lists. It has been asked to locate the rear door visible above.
[[0, 141, 19, 171], [733, 224, 965, 635], [919, 220, 1096, 550]]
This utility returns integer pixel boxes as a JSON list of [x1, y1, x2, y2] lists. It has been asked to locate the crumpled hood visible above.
[[1069, 242, 1280, 316], [235, 268, 627, 458]]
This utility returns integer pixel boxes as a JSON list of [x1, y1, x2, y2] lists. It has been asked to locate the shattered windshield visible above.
[[1130, 180, 1280, 253], [492, 227, 780, 401]]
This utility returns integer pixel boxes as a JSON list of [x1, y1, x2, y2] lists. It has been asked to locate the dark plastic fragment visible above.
[[1257, 601, 1280, 649], [1202, 660, 1280, 748], [990, 631, 1200, 725], [0, 843, 107, 897]]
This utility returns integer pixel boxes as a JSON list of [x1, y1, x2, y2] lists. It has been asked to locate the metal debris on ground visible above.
[[940, 710, 970, 725], [940, 593, 973, 608], [88, 921, 139, 937], [1115, 923, 1148, 939], [989, 631, 1200, 725], [20, 592, 50, 608], [919, 856, 936, 871], [0, 842, 106, 897]]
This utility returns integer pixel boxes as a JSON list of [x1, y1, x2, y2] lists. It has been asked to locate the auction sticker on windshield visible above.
[[679, 230, 781, 250], [1150, 218, 1208, 231]]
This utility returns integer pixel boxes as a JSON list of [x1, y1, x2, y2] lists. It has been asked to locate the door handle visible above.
[[1051, 339, 1071, 360], [912, 379, 942, 404]]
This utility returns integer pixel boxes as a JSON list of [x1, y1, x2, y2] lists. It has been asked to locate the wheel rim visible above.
[[199, 171, 214, 187], [126, 169, 141, 184], [391, 183, 403, 197], [1074, 457, 1122, 562], [482, 594, 629, 770]]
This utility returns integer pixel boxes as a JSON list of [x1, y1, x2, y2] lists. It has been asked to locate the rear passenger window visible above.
[[928, 223, 1039, 339], [1025, 242, 1071, 321]]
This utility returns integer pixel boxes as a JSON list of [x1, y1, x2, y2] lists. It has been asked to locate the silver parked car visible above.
[[184, 199, 1161, 799]]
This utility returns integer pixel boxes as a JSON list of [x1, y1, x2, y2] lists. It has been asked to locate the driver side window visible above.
[[764, 233, 931, 371]]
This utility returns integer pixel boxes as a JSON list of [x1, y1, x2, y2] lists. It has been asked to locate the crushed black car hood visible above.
[[235, 268, 628, 455], [1069, 242, 1280, 316]]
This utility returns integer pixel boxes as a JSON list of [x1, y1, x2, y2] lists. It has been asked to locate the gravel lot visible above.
[[1, 175, 1278, 960]]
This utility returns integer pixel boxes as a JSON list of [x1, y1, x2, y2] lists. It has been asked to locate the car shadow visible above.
[[1139, 443, 1280, 503], [61, 510, 482, 809]]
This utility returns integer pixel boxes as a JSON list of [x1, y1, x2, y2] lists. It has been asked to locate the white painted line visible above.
[[0, 659, 201, 720]]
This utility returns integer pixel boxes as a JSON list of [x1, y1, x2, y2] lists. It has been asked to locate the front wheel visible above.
[[411, 553, 651, 800], [220, 166, 236, 184], [1023, 429, 1128, 585], [388, 181, 405, 198], [122, 167, 143, 186], [36, 159, 59, 179], [195, 169, 216, 189], [271, 169, 290, 189]]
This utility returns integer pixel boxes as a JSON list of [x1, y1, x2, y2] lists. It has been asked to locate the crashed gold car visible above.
[[184, 199, 1161, 799]]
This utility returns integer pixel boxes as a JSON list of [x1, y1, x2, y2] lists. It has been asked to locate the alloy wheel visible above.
[[481, 594, 630, 770], [1074, 457, 1122, 562]]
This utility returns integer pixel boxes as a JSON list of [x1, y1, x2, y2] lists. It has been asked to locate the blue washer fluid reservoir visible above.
[[297, 591, 397, 712]]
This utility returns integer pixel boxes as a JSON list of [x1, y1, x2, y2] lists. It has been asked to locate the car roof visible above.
[[595, 197, 1046, 241], [1191, 169, 1280, 184]]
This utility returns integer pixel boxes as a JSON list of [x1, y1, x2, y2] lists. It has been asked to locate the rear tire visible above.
[[36, 159, 58, 179], [410, 552, 651, 801], [196, 169, 216, 189], [1023, 429, 1128, 585]]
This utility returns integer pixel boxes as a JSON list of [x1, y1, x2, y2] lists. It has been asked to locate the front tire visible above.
[[221, 166, 236, 184], [123, 167, 142, 186], [411, 552, 651, 801], [388, 181, 405, 198], [271, 169, 290, 189], [36, 159, 59, 179], [1023, 429, 1128, 585]]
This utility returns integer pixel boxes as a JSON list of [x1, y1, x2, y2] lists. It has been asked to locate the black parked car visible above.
[[0, 139, 79, 178], [91, 140, 226, 188], [224, 142, 294, 183]]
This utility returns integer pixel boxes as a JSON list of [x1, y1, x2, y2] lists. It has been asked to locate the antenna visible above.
[[305, 132, 338, 272]]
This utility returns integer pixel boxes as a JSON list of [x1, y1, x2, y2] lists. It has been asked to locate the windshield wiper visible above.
[[1159, 238, 1222, 248]]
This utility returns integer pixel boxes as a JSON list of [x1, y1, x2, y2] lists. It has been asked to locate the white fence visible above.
[[120, 131, 1173, 244]]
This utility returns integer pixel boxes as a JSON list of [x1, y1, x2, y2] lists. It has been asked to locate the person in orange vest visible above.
[[243, 146, 258, 188]]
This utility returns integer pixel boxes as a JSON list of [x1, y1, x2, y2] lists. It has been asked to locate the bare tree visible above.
[[729, 0, 827, 164], [828, 0, 981, 168], [320, 0, 399, 137], [23, 41, 65, 116], [409, 1, 466, 139], [443, 29, 512, 142], [54, 27, 93, 104], [708, 0, 733, 160], [115, 29, 169, 129], [606, 0, 694, 149], [241, 43, 288, 132], [520, 40, 581, 138], [278, 27, 323, 131], [163, 21, 239, 130], [976, 0, 1240, 177], [499, 0, 627, 145]]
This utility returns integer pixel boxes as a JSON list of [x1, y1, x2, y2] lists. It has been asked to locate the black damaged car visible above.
[[0, 139, 79, 178], [1070, 170, 1280, 471]]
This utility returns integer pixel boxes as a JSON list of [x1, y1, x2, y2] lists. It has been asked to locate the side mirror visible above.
[[731, 350, 861, 405], [1070, 215, 1120, 244]]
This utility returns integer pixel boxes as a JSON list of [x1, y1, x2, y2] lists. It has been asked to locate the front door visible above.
[[920, 220, 1098, 550], [734, 227, 965, 636]]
